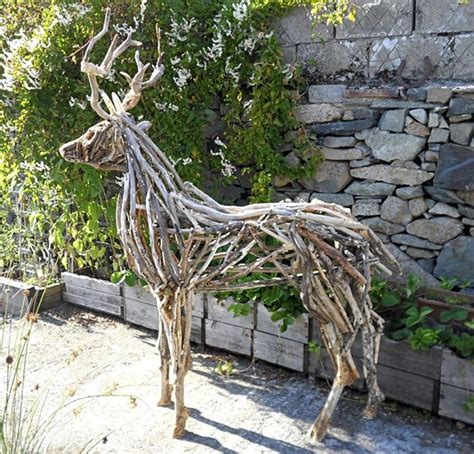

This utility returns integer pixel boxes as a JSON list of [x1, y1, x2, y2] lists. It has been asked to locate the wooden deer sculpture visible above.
[[60, 9, 399, 442]]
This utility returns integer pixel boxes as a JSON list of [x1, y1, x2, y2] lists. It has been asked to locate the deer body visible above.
[[60, 10, 399, 442]]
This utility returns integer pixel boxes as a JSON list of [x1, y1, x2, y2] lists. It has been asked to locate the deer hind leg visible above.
[[309, 322, 359, 442], [361, 310, 385, 419], [159, 288, 193, 439], [157, 316, 173, 406]]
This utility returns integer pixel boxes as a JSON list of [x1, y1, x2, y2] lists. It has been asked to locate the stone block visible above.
[[297, 40, 369, 81], [320, 147, 368, 161], [396, 186, 424, 200], [434, 143, 474, 191], [336, 0, 413, 39], [426, 88, 453, 104], [381, 196, 412, 224], [448, 97, 474, 117], [404, 121, 430, 137], [428, 128, 449, 144], [408, 197, 428, 217], [346, 180, 396, 196], [450, 122, 474, 145], [429, 202, 461, 218], [300, 161, 352, 193], [409, 109, 428, 124], [310, 192, 354, 207], [416, 0, 474, 34], [391, 234, 442, 251], [275, 6, 333, 46], [405, 248, 435, 259], [350, 165, 434, 186], [295, 104, 343, 124], [363, 217, 405, 235], [352, 200, 381, 217], [406, 217, 464, 244], [309, 118, 375, 136], [369, 35, 452, 80], [323, 136, 356, 148], [434, 236, 474, 282], [379, 109, 407, 132], [308, 84, 346, 103], [424, 186, 465, 205]]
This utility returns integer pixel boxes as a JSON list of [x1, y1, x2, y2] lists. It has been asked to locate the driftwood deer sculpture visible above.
[[60, 10, 399, 442]]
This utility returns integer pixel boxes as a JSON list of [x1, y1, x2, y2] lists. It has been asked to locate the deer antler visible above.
[[81, 8, 163, 119]]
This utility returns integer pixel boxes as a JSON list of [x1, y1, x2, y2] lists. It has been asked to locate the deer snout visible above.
[[59, 139, 83, 163]]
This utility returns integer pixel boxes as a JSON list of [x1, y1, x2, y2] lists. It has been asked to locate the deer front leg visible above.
[[159, 289, 193, 438], [157, 317, 173, 406]]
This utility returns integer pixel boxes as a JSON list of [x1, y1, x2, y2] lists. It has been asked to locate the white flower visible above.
[[212, 137, 236, 177], [173, 67, 191, 90], [232, 0, 250, 22]]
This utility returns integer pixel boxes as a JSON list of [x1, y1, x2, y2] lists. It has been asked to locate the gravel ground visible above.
[[1, 304, 473, 453]]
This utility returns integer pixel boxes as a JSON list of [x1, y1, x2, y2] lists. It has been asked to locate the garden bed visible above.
[[60, 272, 474, 425]]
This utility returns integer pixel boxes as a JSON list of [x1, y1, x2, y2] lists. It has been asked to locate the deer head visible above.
[[59, 8, 164, 172]]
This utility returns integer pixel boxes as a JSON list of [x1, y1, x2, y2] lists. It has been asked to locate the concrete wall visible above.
[[275, 1, 474, 83]]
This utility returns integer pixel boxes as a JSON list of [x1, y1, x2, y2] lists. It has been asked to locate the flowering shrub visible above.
[[0, 0, 353, 278]]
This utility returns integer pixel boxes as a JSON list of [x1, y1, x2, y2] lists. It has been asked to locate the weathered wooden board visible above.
[[124, 298, 159, 330], [441, 349, 474, 391], [65, 283, 123, 307], [254, 331, 305, 372], [310, 319, 364, 358], [378, 337, 442, 380], [256, 305, 309, 343], [207, 295, 254, 329], [377, 364, 436, 411], [308, 347, 365, 390], [124, 285, 155, 305], [61, 272, 121, 296], [205, 319, 252, 356], [193, 293, 205, 318], [63, 292, 122, 316], [439, 383, 474, 425], [0, 278, 35, 316], [191, 316, 203, 344], [34, 283, 63, 311]]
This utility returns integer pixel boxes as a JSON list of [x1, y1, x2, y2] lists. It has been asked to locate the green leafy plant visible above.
[[408, 328, 441, 351], [215, 360, 235, 376]]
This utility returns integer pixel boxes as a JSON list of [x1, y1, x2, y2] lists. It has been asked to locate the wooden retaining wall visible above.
[[61, 272, 474, 425]]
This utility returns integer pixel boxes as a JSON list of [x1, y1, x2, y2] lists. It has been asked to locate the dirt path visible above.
[[2, 304, 473, 453]]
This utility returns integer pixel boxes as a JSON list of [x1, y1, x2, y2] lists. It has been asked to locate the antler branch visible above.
[[81, 8, 142, 119]]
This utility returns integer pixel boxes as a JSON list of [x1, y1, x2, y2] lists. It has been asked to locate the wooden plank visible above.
[[65, 284, 123, 307], [61, 272, 121, 296], [256, 305, 309, 343], [377, 364, 436, 411], [439, 383, 474, 425], [254, 331, 305, 372], [63, 292, 122, 316], [123, 285, 155, 305], [441, 349, 474, 391], [310, 319, 363, 358], [193, 293, 205, 318], [308, 347, 365, 390], [378, 337, 442, 380], [191, 316, 203, 344], [0, 279, 35, 316], [204, 320, 252, 356], [207, 295, 254, 329], [124, 298, 159, 330]]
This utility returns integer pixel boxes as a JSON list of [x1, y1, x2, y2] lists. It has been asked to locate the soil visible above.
[[1, 304, 473, 453]]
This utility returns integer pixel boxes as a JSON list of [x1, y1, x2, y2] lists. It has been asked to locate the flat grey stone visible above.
[[428, 128, 449, 143], [450, 122, 474, 145], [434, 143, 474, 191], [421, 162, 437, 172], [408, 198, 428, 217], [462, 217, 474, 227], [396, 186, 425, 200], [300, 161, 352, 193], [349, 156, 379, 168], [310, 192, 354, 207], [457, 190, 474, 207], [308, 84, 346, 103], [449, 114, 473, 123], [342, 108, 379, 121], [350, 165, 434, 186], [425, 151, 439, 162], [428, 113, 440, 128], [379, 109, 407, 132], [434, 236, 474, 282], [426, 88, 453, 104], [364, 129, 426, 162], [404, 122, 430, 137], [310, 119, 376, 136], [323, 136, 357, 148], [321, 147, 368, 161], [380, 196, 412, 225], [405, 247, 436, 259], [345, 181, 396, 196], [458, 204, 474, 219], [386, 243, 439, 287], [409, 109, 428, 125], [406, 217, 464, 244], [417, 258, 435, 274], [370, 100, 439, 109], [391, 234, 443, 250], [352, 200, 381, 217], [296, 104, 343, 124], [424, 186, 465, 204], [428, 202, 460, 218], [448, 97, 474, 116], [406, 88, 427, 101], [363, 217, 405, 235]]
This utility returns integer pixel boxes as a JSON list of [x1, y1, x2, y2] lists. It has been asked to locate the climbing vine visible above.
[[0, 0, 354, 279]]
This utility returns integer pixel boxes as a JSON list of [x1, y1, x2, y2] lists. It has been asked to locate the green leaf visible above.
[[381, 294, 400, 307], [110, 271, 124, 285]]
